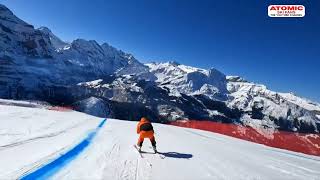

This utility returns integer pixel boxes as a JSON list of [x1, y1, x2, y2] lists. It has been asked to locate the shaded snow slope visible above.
[[0, 103, 319, 180], [72, 96, 110, 118]]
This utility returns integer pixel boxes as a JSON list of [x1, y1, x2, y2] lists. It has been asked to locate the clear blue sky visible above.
[[1, 0, 320, 102]]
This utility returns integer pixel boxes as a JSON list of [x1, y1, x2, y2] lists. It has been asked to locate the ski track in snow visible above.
[[0, 105, 101, 179], [51, 120, 320, 180], [21, 119, 107, 180], [0, 119, 88, 150], [0, 104, 320, 180]]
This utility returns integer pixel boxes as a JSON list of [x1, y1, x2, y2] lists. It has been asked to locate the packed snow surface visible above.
[[0, 102, 320, 180]]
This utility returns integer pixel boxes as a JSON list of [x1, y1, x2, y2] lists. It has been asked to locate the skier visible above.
[[136, 117, 157, 153]]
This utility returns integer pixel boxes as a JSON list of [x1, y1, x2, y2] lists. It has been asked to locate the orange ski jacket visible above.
[[136, 117, 154, 137]]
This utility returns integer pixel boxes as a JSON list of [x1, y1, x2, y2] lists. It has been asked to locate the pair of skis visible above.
[[133, 145, 145, 158], [133, 145, 164, 159]]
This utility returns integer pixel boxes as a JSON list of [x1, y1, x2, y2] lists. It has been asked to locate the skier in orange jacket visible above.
[[136, 117, 157, 153]]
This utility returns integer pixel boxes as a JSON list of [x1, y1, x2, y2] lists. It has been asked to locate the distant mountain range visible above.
[[0, 4, 319, 133]]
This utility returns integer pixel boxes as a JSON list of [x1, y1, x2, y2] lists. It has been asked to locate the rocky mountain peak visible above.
[[38, 26, 68, 50]]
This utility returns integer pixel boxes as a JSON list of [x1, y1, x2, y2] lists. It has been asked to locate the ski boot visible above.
[[137, 145, 142, 152], [153, 146, 157, 153]]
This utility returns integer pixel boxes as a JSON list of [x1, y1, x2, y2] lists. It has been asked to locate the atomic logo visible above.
[[268, 5, 305, 17]]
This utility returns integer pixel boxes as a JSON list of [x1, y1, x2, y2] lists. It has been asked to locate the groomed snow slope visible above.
[[0, 103, 320, 180]]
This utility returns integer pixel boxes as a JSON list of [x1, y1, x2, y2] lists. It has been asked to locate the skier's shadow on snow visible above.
[[158, 152, 193, 159]]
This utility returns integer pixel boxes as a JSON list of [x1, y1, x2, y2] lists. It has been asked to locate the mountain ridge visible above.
[[0, 4, 319, 133]]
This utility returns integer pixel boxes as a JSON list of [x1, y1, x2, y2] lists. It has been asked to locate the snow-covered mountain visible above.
[[0, 4, 151, 100], [0, 4, 54, 57], [146, 62, 228, 100], [146, 62, 320, 132], [0, 4, 319, 133], [227, 76, 320, 132]]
